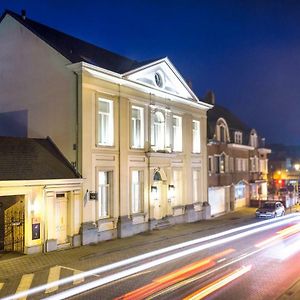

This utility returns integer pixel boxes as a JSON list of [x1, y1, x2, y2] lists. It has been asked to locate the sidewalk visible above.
[[0, 208, 258, 279]]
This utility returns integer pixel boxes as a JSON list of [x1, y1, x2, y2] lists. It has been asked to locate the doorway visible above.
[[55, 194, 68, 245], [0, 195, 25, 253]]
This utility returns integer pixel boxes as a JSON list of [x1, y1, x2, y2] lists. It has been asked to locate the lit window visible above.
[[173, 115, 182, 152], [152, 111, 165, 150], [192, 169, 201, 203], [220, 153, 226, 173], [98, 171, 112, 218], [97, 99, 113, 146], [131, 106, 144, 148], [192, 120, 201, 153], [131, 170, 143, 214], [235, 183, 246, 199]]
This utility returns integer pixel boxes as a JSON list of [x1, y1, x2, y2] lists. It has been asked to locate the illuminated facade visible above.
[[207, 104, 271, 215], [0, 11, 212, 248]]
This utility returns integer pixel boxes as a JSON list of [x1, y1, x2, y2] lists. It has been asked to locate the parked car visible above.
[[256, 201, 285, 218]]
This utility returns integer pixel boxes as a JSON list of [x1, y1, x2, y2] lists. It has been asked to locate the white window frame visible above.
[[131, 105, 144, 149], [97, 170, 113, 219], [234, 131, 243, 144], [192, 120, 201, 153], [97, 98, 114, 146], [152, 111, 165, 151], [131, 170, 144, 214], [172, 115, 182, 152]]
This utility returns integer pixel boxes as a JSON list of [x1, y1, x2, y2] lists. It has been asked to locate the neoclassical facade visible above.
[[207, 103, 271, 216], [0, 10, 212, 249]]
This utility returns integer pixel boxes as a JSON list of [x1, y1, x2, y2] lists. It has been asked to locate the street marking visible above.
[[0, 282, 4, 291], [15, 274, 34, 300], [73, 270, 84, 285], [45, 266, 61, 293]]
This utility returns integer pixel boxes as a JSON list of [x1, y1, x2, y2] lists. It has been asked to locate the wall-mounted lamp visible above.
[[30, 200, 39, 215], [168, 185, 175, 202], [151, 186, 158, 201]]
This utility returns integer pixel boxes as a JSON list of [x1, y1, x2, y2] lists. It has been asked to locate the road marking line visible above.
[[73, 270, 84, 285], [45, 266, 61, 293], [0, 282, 4, 291], [15, 274, 34, 300]]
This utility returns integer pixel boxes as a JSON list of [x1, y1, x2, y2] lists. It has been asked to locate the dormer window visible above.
[[234, 131, 243, 144], [216, 118, 229, 143]]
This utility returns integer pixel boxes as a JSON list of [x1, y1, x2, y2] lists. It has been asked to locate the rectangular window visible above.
[[215, 156, 220, 174], [98, 171, 113, 218], [192, 120, 201, 153], [173, 170, 183, 205], [173, 115, 182, 152], [208, 156, 213, 173], [192, 169, 201, 203], [234, 132, 243, 144], [131, 170, 143, 214], [131, 106, 144, 149], [97, 99, 114, 146]]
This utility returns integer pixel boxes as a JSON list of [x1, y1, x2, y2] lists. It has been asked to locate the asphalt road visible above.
[[38, 213, 300, 300]]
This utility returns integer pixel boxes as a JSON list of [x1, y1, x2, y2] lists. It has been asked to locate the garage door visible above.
[[209, 187, 226, 216]]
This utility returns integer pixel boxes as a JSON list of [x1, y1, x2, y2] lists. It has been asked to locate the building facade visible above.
[[207, 104, 271, 216], [0, 11, 212, 250]]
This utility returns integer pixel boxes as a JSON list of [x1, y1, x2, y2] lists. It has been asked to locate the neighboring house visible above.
[[207, 103, 271, 216], [0, 137, 82, 254], [0, 10, 212, 250]]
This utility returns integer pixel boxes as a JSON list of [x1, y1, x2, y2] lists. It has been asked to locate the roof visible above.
[[1, 10, 160, 74], [207, 104, 251, 140], [0, 136, 81, 181]]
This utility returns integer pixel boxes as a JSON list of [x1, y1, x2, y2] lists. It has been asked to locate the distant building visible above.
[[0, 10, 212, 253], [207, 104, 271, 215]]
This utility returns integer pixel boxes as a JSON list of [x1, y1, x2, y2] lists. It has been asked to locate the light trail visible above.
[[41, 216, 300, 300], [255, 223, 300, 248], [3, 214, 300, 300], [116, 249, 235, 300], [183, 265, 252, 300]]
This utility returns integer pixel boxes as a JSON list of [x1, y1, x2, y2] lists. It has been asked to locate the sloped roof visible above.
[[2, 10, 159, 74], [0, 136, 81, 180], [207, 104, 251, 141]]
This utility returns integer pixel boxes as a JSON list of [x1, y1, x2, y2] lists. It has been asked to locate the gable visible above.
[[123, 58, 198, 101]]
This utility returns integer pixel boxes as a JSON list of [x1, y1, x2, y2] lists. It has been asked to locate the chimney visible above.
[[21, 9, 26, 20], [205, 90, 215, 105]]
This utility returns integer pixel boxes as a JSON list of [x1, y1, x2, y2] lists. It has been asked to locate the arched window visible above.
[[152, 111, 165, 150], [216, 119, 229, 143]]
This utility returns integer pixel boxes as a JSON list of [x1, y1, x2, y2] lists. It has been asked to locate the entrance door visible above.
[[55, 196, 68, 245], [153, 182, 167, 220]]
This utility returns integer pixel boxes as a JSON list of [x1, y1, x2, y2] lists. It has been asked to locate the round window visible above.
[[154, 72, 163, 88]]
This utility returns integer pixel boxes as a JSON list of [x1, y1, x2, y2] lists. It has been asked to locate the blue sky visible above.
[[1, 0, 300, 144]]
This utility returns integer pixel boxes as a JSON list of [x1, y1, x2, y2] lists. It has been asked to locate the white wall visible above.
[[0, 15, 77, 162]]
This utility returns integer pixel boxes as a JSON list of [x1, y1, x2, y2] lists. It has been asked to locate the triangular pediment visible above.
[[123, 58, 198, 101]]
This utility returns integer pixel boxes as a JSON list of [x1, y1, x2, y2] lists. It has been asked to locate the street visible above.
[[3, 212, 299, 300]]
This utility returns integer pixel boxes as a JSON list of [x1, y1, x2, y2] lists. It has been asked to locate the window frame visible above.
[[152, 111, 166, 151], [97, 170, 113, 219], [97, 98, 114, 146], [130, 169, 144, 214], [192, 120, 201, 153], [131, 105, 145, 149], [172, 115, 182, 152]]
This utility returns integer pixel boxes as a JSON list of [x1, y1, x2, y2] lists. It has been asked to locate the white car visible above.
[[256, 201, 285, 218]]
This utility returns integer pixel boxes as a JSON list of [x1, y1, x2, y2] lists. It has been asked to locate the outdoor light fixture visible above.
[[295, 164, 300, 171], [168, 185, 175, 202], [151, 186, 158, 201]]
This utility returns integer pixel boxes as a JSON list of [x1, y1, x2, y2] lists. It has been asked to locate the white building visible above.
[[0, 10, 212, 250]]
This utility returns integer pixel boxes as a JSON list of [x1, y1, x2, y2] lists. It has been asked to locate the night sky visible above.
[[1, 0, 300, 145]]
